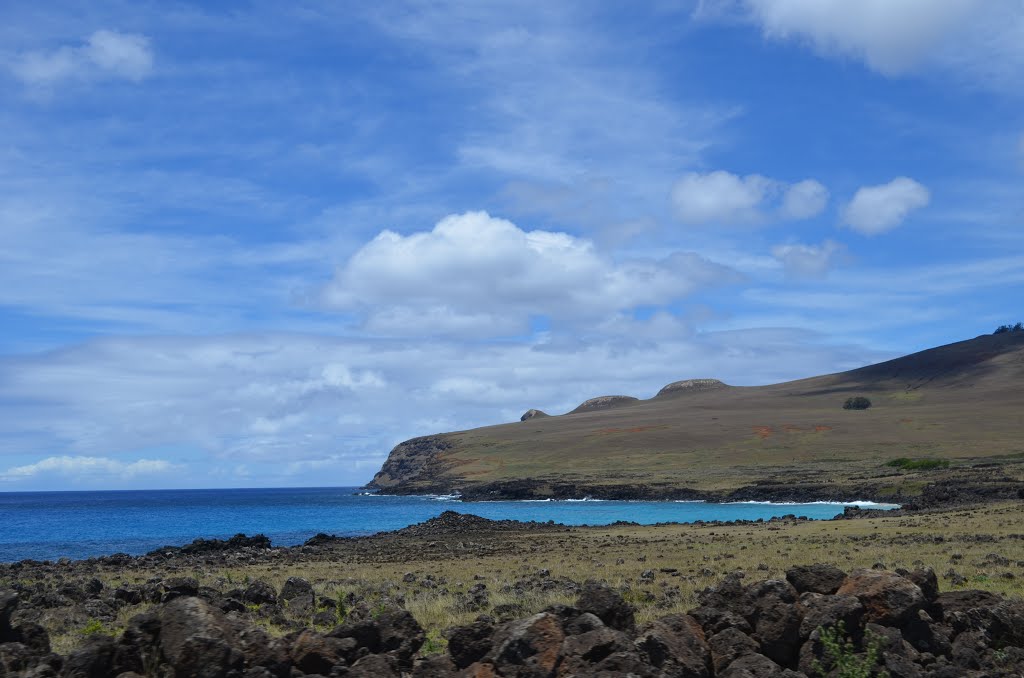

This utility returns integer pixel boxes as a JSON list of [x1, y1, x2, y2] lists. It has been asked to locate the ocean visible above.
[[0, 487, 898, 562]]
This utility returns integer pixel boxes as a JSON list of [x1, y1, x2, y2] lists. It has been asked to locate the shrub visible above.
[[421, 630, 448, 656], [335, 595, 347, 626], [993, 323, 1023, 334], [884, 458, 949, 471], [843, 396, 872, 410], [79, 618, 113, 636], [812, 621, 889, 678]]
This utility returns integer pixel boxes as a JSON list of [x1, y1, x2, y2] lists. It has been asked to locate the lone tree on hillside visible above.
[[994, 323, 1023, 334], [843, 396, 872, 410]]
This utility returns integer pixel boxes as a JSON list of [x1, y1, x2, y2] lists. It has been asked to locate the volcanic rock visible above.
[[785, 563, 847, 595], [576, 581, 636, 633], [836, 569, 926, 626], [486, 612, 565, 676]]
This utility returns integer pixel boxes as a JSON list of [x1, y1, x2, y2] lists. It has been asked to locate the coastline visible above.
[[365, 454, 1024, 511], [0, 494, 902, 565], [2, 502, 1024, 675]]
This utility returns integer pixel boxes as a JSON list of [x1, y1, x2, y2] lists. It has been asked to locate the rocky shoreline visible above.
[[369, 463, 1024, 509], [3, 506, 1024, 675], [3, 559, 1022, 676], [1, 510, 841, 571], [1, 504, 907, 573]]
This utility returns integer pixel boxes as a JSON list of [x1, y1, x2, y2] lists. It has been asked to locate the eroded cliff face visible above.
[[366, 434, 458, 493]]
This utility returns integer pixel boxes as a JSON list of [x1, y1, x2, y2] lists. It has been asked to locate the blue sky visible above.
[[1, 1, 1022, 490]]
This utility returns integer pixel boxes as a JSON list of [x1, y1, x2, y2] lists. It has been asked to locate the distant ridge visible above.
[[367, 332, 1024, 503]]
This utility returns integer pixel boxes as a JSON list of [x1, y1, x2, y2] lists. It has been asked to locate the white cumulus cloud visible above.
[[10, 29, 153, 86], [842, 177, 930, 235], [672, 171, 774, 225], [0, 456, 177, 482], [322, 211, 738, 334], [771, 240, 846, 278], [672, 171, 828, 225], [780, 179, 829, 220], [740, 0, 1024, 90], [743, 0, 979, 75]]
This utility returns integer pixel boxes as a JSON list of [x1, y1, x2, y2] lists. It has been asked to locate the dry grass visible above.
[[43, 501, 1023, 651], [381, 333, 1024, 495]]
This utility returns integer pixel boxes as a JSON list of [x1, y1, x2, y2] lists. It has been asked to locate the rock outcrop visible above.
[[2, 564, 1022, 675], [655, 378, 728, 398], [520, 409, 550, 421], [568, 395, 639, 414], [366, 435, 456, 492]]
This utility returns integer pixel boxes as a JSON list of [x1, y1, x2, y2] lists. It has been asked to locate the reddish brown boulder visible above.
[[836, 569, 925, 626], [635, 613, 711, 677], [487, 612, 565, 676]]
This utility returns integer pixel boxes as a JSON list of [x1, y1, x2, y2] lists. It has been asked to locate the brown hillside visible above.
[[368, 333, 1024, 501]]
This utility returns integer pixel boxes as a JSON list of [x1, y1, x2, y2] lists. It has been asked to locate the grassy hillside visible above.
[[369, 333, 1024, 500]]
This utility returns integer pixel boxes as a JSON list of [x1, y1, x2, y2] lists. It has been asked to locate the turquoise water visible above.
[[0, 487, 897, 562]]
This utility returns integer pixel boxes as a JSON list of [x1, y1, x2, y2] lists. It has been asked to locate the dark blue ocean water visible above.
[[0, 487, 898, 562]]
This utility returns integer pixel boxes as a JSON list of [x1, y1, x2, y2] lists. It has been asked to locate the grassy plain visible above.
[[45, 501, 1024, 654]]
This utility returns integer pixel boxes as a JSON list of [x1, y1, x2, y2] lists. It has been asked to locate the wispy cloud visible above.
[[362, 1, 736, 232], [0, 456, 178, 482], [0, 328, 889, 487], [771, 240, 845, 278], [9, 29, 153, 87]]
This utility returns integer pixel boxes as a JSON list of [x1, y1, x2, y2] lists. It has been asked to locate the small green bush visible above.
[[812, 621, 889, 678], [843, 396, 872, 410], [421, 630, 448, 656], [884, 458, 949, 471], [333, 591, 350, 626], [79, 618, 113, 636]]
